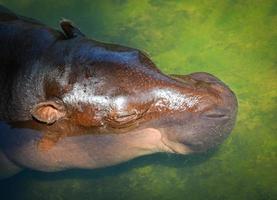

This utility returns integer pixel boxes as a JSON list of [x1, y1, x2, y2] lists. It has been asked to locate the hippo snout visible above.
[[160, 72, 238, 154], [189, 72, 237, 119]]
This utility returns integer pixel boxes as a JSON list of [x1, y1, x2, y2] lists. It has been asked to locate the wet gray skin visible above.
[[0, 5, 237, 179]]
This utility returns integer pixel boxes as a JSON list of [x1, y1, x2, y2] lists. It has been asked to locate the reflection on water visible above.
[[0, 0, 276, 200]]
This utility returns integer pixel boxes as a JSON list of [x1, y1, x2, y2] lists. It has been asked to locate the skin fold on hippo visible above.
[[0, 5, 237, 179]]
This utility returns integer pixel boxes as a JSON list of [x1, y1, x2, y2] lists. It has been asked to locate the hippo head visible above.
[[27, 21, 237, 155]]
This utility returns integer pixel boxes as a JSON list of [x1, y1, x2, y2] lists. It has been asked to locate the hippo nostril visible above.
[[205, 113, 227, 118], [188, 72, 222, 84], [203, 108, 230, 119]]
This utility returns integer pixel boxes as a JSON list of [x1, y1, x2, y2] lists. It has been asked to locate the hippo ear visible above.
[[31, 100, 66, 124], [60, 19, 85, 39]]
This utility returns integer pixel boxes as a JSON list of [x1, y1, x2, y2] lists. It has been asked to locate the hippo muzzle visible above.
[[159, 72, 238, 154]]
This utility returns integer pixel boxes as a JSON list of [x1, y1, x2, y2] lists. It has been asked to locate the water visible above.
[[0, 0, 276, 199]]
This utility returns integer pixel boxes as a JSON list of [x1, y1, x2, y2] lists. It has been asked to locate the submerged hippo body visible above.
[[0, 5, 237, 179]]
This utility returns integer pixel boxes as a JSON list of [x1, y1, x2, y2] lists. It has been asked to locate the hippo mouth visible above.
[[160, 133, 193, 154]]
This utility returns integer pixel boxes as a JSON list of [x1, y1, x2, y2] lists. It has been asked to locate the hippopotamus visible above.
[[0, 5, 237, 179]]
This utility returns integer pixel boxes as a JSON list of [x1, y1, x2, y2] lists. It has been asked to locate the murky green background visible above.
[[0, 0, 276, 199]]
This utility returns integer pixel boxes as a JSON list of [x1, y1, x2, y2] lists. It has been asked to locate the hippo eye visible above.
[[106, 105, 150, 129], [106, 110, 138, 128]]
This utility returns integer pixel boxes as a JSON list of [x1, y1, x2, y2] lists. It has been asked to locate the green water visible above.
[[0, 0, 276, 199]]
